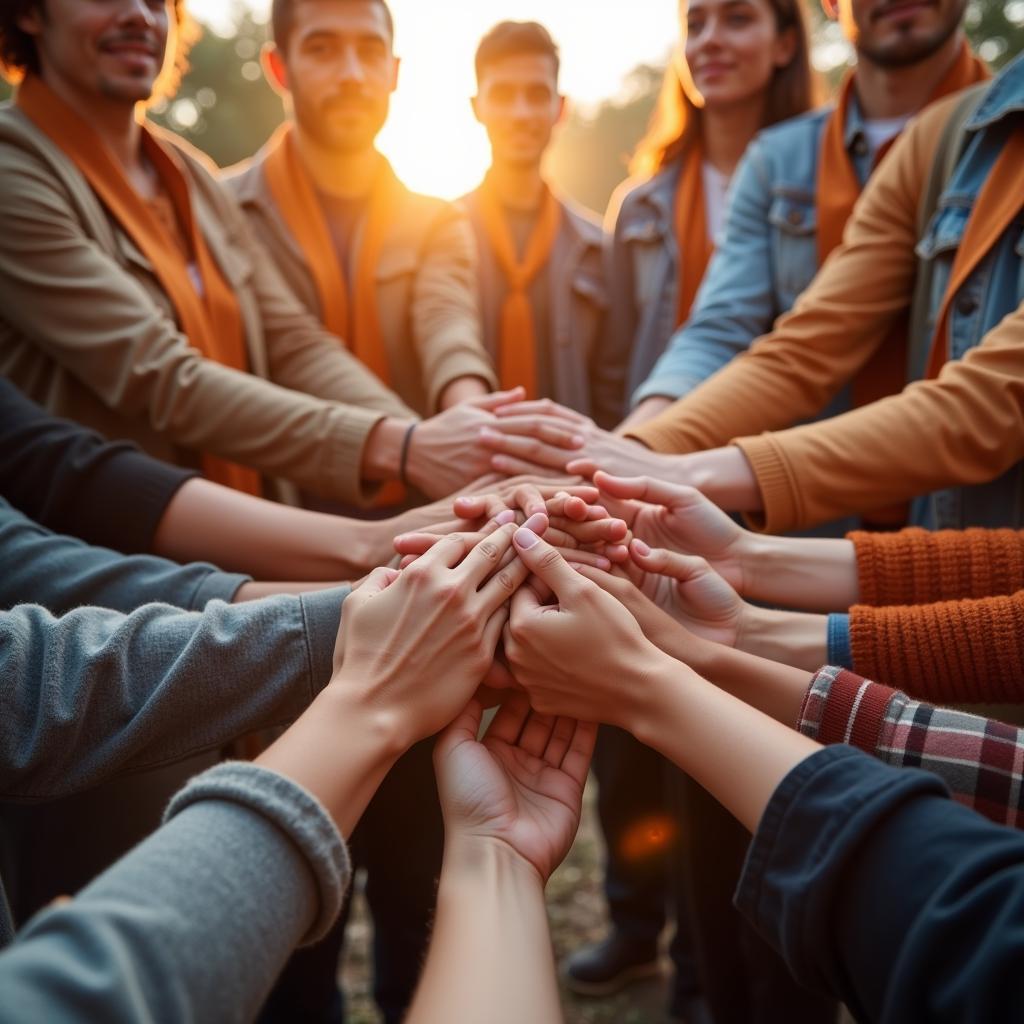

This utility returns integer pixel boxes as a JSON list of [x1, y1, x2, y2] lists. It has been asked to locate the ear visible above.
[[15, 6, 45, 35], [555, 94, 568, 126], [389, 54, 401, 93], [261, 42, 289, 98], [820, 0, 838, 20], [470, 94, 483, 125], [773, 25, 799, 69]]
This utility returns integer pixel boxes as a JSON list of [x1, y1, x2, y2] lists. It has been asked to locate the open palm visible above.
[[434, 696, 596, 882]]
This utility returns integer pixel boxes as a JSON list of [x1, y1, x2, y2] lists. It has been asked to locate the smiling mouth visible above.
[[873, 0, 933, 21], [100, 40, 160, 59]]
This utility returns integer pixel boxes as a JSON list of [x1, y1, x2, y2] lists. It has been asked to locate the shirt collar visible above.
[[967, 50, 1024, 131]]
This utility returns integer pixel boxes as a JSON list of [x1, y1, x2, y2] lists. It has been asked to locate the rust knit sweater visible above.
[[847, 528, 1024, 703]]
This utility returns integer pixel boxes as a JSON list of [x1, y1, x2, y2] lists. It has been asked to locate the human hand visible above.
[[434, 695, 595, 882], [331, 524, 530, 749], [407, 390, 586, 499], [585, 472, 751, 591], [503, 527, 674, 731], [479, 398, 667, 479]]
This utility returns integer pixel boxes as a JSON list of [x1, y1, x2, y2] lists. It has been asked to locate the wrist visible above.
[[442, 832, 545, 889], [624, 646, 690, 749], [321, 673, 411, 761], [361, 417, 413, 482]]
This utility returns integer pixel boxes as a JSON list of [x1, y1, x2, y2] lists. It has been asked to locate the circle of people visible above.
[[0, 1, 1021, 1023]]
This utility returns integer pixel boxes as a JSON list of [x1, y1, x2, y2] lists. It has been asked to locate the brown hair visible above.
[[0, 0, 199, 100], [271, 0, 395, 49], [474, 20, 560, 86], [630, 0, 819, 179]]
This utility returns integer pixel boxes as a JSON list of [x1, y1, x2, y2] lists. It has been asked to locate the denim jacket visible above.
[[909, 59, 1024, 528], [634, 101, 874, 408]]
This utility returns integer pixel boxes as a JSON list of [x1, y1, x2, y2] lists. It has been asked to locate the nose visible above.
[[694, 13, 725, 49], [337, 42, 366, 83], [509, 90, 534, 119], [114, 0, 159, 25]]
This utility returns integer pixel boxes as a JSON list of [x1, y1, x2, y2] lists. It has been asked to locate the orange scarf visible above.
[[476, 177, 562, 399], [926, 129, 1024, 379], [673, 139, 715, 328], [816, 44, 990, 410], [262, 123, 397, 386], [16, 76, 261, 495]]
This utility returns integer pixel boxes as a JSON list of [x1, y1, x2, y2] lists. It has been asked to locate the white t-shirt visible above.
[[701, 161, 733, 240], [862, 116, 911, 162]]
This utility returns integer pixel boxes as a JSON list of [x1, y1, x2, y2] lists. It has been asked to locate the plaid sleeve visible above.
[[798, 666, 1024, 828]]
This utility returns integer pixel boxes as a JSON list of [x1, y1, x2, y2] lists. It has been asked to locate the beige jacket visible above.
[[225, 154, 496, 417], [0, 105, 415, 505]]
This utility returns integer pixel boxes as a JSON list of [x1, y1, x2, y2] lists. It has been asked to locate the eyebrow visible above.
[[297, 28, 389, 46]]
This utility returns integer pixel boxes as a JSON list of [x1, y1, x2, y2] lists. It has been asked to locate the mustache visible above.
[[871, 0, 935, 20], [98, 31, 163, 55]]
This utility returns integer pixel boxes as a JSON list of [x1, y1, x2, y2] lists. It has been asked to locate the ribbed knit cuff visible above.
[[732, 435, 800, 534], [166, 762, 349, 945], [300, 585, 350, 695], [827, 614, 852, 669], [630, 373, 703, 409], [325, 407, 390, 507], [189, 570, 252, 609], [428, 352, 498, 414]]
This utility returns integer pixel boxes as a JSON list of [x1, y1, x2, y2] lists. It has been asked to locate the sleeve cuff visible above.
[[428, 353, 499, 413], [165, 762, 350, 945], [733, 435, 801, 534], [630, 373, 703, 409], [300, 585, 351, 696], [324, 408, 391, 507], [189, 570, 253, 609], [827, 614, 852, 668]]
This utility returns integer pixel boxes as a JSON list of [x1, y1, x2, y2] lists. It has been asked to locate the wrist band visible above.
[[399, 422, 418, 488]]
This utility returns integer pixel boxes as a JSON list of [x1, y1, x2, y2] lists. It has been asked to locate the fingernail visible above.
[[596, 556, 611, 570], [572, 434, 585, 447], [493, 509, 516, 525], [523, 511, 548, 534], [633, 539, 651, 556], [514, 527, 540, 549]]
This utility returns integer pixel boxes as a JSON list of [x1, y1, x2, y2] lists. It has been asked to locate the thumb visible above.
[[469, 386, 525, 412], [512, 527, 585, 601], [630, 539, 711, 584], [357, 565, 401, 596]]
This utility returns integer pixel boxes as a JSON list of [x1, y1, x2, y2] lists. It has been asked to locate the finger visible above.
[[491, 454, 566, 478], [565, 458, 599, 479], [544, 493, 591, 522], [570, 562, 635, 602], [456, 522, 519, 586], [630, 539, 709, 582], [518, 710, 557, 759], [394, 529, 489, 556], [512, 527, 588, 602], [508, 582, 543, 637], [413, 531, 478, 570], [478, 548, 531, 608], [468, 386, 526, 411], [492, 399, 591, 424], [541, 716, 577, 768], [553, 546, 611, 572], [480, 431, 579, 470], [481, 600, 510, 655], [452, 494, 517, 522], [604, 543, 631, 563], [482, 417, 587, 451], [560, 720, 598, 785], [485, 689, 532, 745], [512, 481, 547, 518], [549, 515, 629, 545], [593, 470, 695, 508]]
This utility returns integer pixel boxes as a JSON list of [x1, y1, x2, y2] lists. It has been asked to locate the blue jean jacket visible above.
[[633, 101, 873, 408], [909, 56, 1024, 529]]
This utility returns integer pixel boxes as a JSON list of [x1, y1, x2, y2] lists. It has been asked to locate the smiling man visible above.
[[226, 0, 497, 421], [459, 22, 618, 428]]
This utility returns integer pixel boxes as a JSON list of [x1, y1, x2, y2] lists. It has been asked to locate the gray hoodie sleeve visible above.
[[0, 497, 249, 614], [0, 762, 351, 1024], [0, 586, 347, 801]]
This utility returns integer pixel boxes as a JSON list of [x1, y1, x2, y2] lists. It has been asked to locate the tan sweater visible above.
[[628, 94, 1024, 533]]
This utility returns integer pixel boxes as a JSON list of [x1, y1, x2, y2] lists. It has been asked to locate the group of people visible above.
[[1, 0, 1023, 1021]]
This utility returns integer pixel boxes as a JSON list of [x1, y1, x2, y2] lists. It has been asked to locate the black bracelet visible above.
[[399, 422, 418, 488]]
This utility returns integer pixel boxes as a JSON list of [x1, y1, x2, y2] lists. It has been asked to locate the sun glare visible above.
[[197, 0, 678, 200]]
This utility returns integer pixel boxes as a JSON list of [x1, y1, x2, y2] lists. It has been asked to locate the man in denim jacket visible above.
[[626, 0, 978, 424]]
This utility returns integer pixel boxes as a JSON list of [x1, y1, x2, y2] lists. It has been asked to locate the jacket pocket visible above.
[[567, 267, 607, 357], [915, 203, 968, 317], [767, 193, 818, 305]]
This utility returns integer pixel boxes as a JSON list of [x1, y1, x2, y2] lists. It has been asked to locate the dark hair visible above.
[[0, 0, 198, 97], [272, 0, 395, 50], [474, 20, 560, 85], [630, 0, 820, 179]]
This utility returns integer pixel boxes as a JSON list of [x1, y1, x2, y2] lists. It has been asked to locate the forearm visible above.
[[438, 375, 490, 409], [738, 606, 829, 672], [740, 532, 859, 611], [153, 478, 384, 579], [632, 655, 820, 833], [408, 836, 562, 1024], [617, 396, 673, 433]]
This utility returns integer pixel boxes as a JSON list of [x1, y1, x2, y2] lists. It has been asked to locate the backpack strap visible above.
[[907, 85, 989, 381]]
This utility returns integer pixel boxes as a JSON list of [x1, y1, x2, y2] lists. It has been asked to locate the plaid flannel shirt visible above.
[[798, 665, 1024, 828]]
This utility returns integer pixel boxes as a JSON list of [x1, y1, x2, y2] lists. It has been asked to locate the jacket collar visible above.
[[967, 50, 1024, 131]]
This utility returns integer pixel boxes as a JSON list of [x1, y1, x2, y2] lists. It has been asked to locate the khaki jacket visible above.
[[0, 106, 415, 506], [460, 189, 615, 427], [225, 155, 496, 417]]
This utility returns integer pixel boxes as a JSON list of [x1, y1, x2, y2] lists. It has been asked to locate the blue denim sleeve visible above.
[[736, 745, 1024, 1024], [0, 762, 350, 1024], [0, 498, 249, 615], [826, 614, 852, 668], [632, 142, 781, 406]]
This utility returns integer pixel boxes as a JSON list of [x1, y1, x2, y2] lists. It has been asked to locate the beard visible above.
[[857, 0, 967, 69]]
